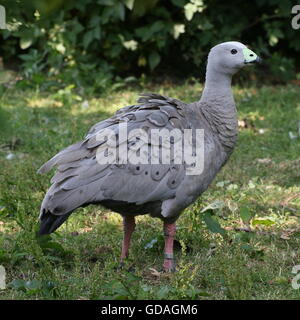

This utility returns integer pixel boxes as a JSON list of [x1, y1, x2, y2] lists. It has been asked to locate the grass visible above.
[[0, 80, 300, 300]]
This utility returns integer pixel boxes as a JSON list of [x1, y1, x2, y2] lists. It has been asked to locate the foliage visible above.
[[0, 0, 299, 92], [8, 279, 58, 298]]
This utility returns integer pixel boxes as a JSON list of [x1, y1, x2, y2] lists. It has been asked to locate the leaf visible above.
[[201, 200, 224, 213], [124, 0, 135, 10], [148, 51, 160, 70], [126, 272, 141, 283], [186, 287, 211, 298], [25, 280, 43, 291], [235, 231, 254, 243], [55, 43, 66, 54], [150, 20, 164, 33], [271, 276, 289, 285], [240, 207, 252, 224], [123, 40, 138, 51], [227, 183, 238, 191], [241, 243, 253, 251], [202, 211, 226, 236], [89, 15, 101, 28], [117, 3, 125, 21], [138, 56, 147, 67], [83, 30, 95, 49], [216, 180, 230, 188], [171, 0, 186, 7], [184, 3, 197, 21], [93, 26, 101, 40], [9, 279, 25, 290], [157, 285, 171, 299], [173, 24, 185, 39], [241, 244, 264, 259], [252, 218, 276, 226], [144, 238, 158, 249], [98, 0, 115, 5], [20, 37, 33, 50], [37, 234, 67, 256]]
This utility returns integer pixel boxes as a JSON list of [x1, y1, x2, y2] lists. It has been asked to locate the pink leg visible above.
[[163, 222, 176, 272], [120, 216, 136, 264]]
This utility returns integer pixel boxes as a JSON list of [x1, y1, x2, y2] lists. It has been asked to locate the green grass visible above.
[[0, 81, 300, 300]]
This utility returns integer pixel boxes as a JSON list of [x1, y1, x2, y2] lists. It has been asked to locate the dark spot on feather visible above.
[[53, 206, 63, 213]]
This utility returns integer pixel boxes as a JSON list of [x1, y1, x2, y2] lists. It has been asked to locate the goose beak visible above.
[[255, 56, 263, 64], [243, 48, 261, 64]]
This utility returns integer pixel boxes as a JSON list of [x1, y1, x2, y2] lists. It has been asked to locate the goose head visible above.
[[207, 41, 262, 76]]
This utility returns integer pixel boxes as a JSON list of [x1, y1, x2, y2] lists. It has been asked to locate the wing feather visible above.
[[39, 93, 190, 218]]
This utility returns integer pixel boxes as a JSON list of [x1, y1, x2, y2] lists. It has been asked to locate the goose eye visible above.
[[231, 49, 238, 54]]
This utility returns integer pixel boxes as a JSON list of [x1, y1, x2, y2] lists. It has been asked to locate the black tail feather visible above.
[[38, 211, 72, 235]]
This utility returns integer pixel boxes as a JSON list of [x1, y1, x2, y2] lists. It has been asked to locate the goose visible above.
[[38, 41, 261, 271]]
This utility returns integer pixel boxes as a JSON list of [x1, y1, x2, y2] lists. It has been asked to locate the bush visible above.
[[0, 0, 299, 91]]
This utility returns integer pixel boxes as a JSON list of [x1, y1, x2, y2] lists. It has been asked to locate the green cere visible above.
[[243, 48, 258, 63]]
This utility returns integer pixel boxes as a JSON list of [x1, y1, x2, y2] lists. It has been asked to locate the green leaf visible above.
[[89, 15, 101, 27], [9, 279, 26, 290], [148, 51, 160, 70], [117, 3, 125, 20], [184, 3, 197, 21], [201, 200, 224, 213], [202, 211, 226, 236], [216, 180, 230, 188], [198, 291, 212, 297], [25, 280, 43, 290], [173, 24, 185, 39], [123, 39, 138, 51], [150, 20, 164, 33], [272, 276, 289, 285], [20, 37, 33, 50], [144, 238, 158, 249], [171, 0, 185, 8], [252, 218, 276, 226], [234, 231, 254, 243], [240, 207, 252, 224], [93, 26, 101, 40], [83, 30, 95, 49], [157, 286, 171, 299], [98, 0, 115, 5], [124, 0, 135, 10], [126, 273, 141, 283], [241, 243, 253, 251]]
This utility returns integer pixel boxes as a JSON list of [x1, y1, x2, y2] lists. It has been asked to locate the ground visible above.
[[0, 81, 300, 299]]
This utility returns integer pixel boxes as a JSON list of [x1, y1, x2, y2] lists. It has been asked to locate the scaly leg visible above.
[[120, 215, 136, 265], [163, 222, 176, 272]]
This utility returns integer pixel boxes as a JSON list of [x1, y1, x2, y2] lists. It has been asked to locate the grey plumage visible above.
[[39, 94, 192, 225], [38, 89, 234, 229], [38, 42, 260, 270]]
